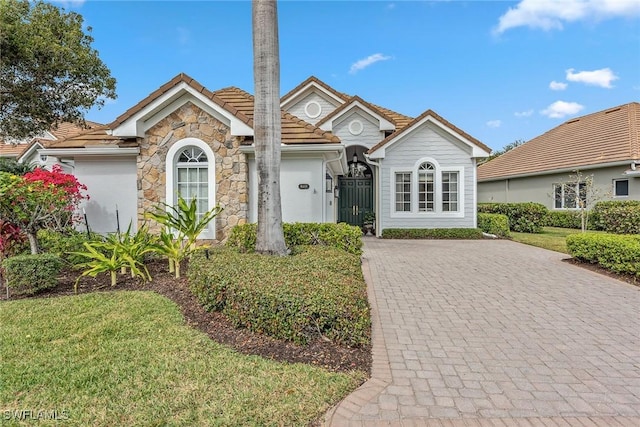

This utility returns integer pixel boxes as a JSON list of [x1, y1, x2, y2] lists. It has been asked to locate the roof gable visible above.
[[316, 96, 396, 132], [280, 76, 349, 110], [367, 109, 490, 159], [478, 102, 640, 181], [110, 73, 254, 138]]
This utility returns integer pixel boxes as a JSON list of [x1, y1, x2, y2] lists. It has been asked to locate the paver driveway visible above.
[[325, 239, 640, 426]]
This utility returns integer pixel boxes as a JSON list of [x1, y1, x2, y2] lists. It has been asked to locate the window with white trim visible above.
[[442, 171, 459, 212], [553, 182, 586, 209], [395, 172, 412, 212], [418, 162, 435, 212], [176, 147, 209, 222], [613, 179, 629, 197]]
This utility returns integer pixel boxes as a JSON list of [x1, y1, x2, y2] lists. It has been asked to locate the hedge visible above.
[[381, 228, 483, 239], [544, 211, 584, 229], [566, 233, 640, 277], [188, 246, 370, 347], [226, 222, 363, 255], [478, 202, 548, 233], [477, 213, 510, 238], [2, 253, 63, 296], [591, 201, 640, 235]]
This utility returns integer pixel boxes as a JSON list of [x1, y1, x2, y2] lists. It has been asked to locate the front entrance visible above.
[[338, 178, 373, 227]]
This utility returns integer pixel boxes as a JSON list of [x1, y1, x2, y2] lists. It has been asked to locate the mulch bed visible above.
[[1, 259, 372, 375]]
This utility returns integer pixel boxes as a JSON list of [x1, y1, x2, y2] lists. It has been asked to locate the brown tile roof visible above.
[[214, 87, 340, 144], [369, 103, 413, 129], [315, 95, 396, 128], [49, 121, 102, 140], [368, 109, 490, 155], [0, 143, 26, 158], [281, 76, 350, 105], [45, 126, 131, 149], [478, 102, 640, 181]]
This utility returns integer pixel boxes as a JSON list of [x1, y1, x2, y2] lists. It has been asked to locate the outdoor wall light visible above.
[[326, 173, 333, 193], [334, 185, 340, 198]]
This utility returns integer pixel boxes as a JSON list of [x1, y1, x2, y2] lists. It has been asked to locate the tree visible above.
[[252, 0, 287, 256], [0, 0, 116, 140], [480, 139, 525, 164], [555, 170, 609, 232]]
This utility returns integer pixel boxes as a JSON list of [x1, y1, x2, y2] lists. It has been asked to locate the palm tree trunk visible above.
[[252, 0, 287, 256]]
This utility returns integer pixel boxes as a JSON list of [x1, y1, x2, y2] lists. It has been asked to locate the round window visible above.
[[348, 120, 364, 135], [304, 101, 322, 119]]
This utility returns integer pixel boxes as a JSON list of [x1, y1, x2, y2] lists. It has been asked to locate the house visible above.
[[32, 73, 490, 240], [478, 102, 640, 209]]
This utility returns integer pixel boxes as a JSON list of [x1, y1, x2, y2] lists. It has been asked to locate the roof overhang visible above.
[[478, 160, 639, 182], [17, 141, 44, 163], [369, 114, 491, 159], [280, 81, 345, 110], [112, 82, 253, 138], [39, 147, 140, 158], [318, 100, 395, 132]]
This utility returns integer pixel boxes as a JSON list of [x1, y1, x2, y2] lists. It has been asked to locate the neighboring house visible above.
[[35, 73, 490, 240], [478, 102, 640, 209]]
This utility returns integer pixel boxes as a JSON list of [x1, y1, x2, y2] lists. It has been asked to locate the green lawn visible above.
[[510, 226, 597, 254], [0, 291, 364, 426]]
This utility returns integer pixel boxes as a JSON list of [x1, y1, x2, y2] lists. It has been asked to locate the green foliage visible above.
[[381, 228, 484, 239], [145, 195, 223, 278], [566, 233, 640, 277], [37, 228, 97, 265], [477, 213, 510, 238], [478, 202, 548, 233], [227, 222, 363, 255], [591, 201, 640, 235], [0, 158, 33, 175], [189, 246, 371, 347], [544, 210, 583, 229], [0, 0, 116, 139], [2, 253, 62, 296]]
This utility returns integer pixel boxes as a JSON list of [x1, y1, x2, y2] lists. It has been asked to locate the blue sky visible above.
[[55, 0, 640, 151]]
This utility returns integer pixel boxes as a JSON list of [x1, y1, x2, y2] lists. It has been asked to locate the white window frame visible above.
[[390, 158, 464, 218], [394, 171, 412, 213], [553, 182, 587, 210], [613, 179, 629, 198], [165, 137, 216, 239]]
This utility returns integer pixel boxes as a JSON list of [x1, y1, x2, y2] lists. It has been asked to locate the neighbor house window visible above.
[[395, 172, 412, 212], [554, 182, 587, 209], [441, 172, 459, 212], [418, 162, 435, 212], [613, 179, 629, 197], [176, 147, 209, 222]]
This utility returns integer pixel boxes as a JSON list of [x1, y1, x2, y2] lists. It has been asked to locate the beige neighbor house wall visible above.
[[478, 165, 639, 209], [139, 102, 249, 242]]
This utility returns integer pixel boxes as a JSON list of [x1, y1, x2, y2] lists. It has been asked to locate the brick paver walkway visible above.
[[324, 239, 640, 426]]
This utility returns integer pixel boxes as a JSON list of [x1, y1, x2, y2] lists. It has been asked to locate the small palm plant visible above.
[[145, 195, 223, 278]]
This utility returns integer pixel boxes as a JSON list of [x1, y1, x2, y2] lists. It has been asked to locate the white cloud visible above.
[[540, 100, 584, 118], [514, 109, 534, 117], [549, 80, 568, 91], [486, 120, 502, 128], [493, 0, 640, 34], [566, 67, 618, 88], [349, 53, 392, 74]]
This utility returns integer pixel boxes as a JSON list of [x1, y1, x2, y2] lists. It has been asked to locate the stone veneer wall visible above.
[[138, 102, 248, 242]]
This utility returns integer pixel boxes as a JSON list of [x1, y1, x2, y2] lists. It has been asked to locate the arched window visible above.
[[166, 138, 216, 239], [418, 162, 435, 212]]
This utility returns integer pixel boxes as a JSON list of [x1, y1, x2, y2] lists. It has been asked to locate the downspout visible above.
[[364, 153, 382, 237], [322, 149, 345, 223]]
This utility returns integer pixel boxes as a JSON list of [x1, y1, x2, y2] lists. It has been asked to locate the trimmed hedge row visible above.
[[478, 202, 548, 233], [591, 201, 640, 235], [188, 246, 370, 347], [226, 222, 363, 255], [566, 233, 640, 277], [2, 253, 63, 295], [544, 211, 585, 229], [477, 213, 510, 238], [381, 228, 483, 239]]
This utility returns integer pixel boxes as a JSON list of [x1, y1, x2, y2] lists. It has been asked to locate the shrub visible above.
[[381, 228, 483, 239], [37, 228, 97, 265], [566, 233, 640, 277], [188, 246, 370, 347], [477, 213, 510, 238], [591, 201, 640, 235], [545, 211, 583, 229], [478, 202, 548, 233], [2, 253, 63, 296], [227, 222, 363, 255]]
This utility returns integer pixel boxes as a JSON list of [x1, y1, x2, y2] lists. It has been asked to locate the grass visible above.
[[510, 226, 600, 254], [0, 291, 364, 426]]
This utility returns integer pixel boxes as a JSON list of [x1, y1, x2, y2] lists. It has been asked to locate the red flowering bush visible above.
[[0, 166, 89, 254], [0, 220, 26, 261]]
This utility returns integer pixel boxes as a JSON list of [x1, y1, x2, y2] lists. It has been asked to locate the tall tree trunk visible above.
[[26, 232, 39, 254], [252, 0, 287, 256]]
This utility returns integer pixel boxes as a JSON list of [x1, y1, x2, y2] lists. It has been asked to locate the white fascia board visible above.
[[17, 142, 44, 163], [478, 160, 637, 182], [240, 144, 344, 156], [112, 82, 253, 138], [39, 147, 140, 157], [319, 101, 395, 132], [281, 82, 345, 110]]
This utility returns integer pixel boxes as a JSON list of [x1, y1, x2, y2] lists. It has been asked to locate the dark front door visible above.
[[338, 178, 373, 226]]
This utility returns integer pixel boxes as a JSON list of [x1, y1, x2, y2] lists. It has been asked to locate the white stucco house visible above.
[[27, 73, 491, 240]]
